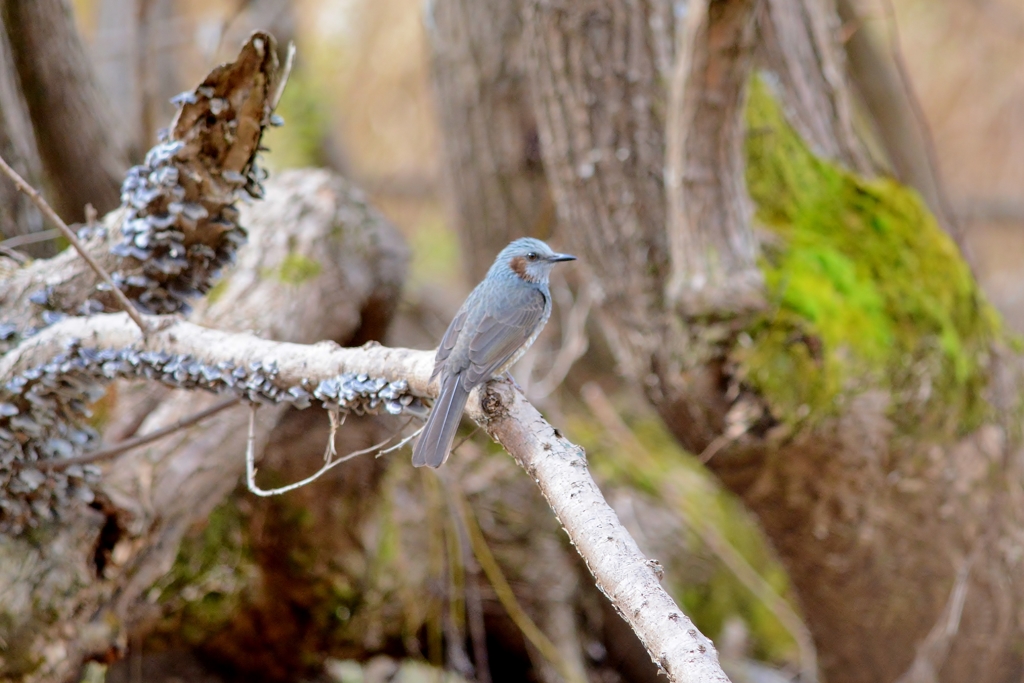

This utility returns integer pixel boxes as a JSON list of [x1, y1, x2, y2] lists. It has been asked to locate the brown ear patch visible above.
[[510, 256, 528, 278]]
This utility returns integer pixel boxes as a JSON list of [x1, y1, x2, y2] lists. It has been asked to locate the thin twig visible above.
[[0, 245, 28, 264], [0, 152, 150, 334], [894, 552, 975, 683], [29, 397, 240, 470], [272, 42, 297, 111], [246, 413, 418, 497], [0, 228, 61, 248], [322, 408, 345, 461], [450, 425, 482, 456]]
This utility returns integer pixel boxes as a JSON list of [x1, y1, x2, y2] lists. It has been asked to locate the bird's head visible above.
[[493, 237, 576, 284]]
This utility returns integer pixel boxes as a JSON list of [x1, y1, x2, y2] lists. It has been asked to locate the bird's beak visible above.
[[548, 253, 577, 262]]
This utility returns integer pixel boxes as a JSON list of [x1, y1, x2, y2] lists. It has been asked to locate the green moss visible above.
[[205, 277, 230, 304], [151, 501, 255, 645], [740, 77, 999, 433], [277, 253, 323, 284]]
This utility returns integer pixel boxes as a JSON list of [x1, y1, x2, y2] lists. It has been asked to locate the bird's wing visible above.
[[465, 286, 547, 385], [432, 305, 469, 382]]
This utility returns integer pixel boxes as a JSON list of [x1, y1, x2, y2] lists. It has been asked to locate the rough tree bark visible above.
[[431, 1, 1024, 682], [427, 0, 553, 281], [756, 0, 873, 175], [665, 0, 762, 315], [1, 0, 128, 223], [0, 10, 45, 247], [522, 0, 675, 384]]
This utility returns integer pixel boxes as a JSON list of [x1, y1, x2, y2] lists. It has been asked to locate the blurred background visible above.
[[6, 0, 1022, 680], [67, 0, 1024, 333]]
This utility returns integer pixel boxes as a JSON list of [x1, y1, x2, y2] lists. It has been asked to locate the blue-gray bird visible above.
[[412, 238, 576, 468]]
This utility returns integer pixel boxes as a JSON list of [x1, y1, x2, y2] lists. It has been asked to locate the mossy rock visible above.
[[740, 76, 1000, 434]]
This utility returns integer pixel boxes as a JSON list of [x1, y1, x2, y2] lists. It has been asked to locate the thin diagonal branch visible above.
[[29, 397, 240, 470], [1, 312, 730, 682], [0, 152, 150, 333]]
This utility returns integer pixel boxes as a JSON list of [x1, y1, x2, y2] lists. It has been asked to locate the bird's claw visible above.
[[504, 372, 525, 393]]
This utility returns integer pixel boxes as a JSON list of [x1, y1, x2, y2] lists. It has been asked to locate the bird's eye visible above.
[[526, 252, 539, 261]]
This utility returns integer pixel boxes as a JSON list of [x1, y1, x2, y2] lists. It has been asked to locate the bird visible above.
[[411, 237, 577, 468]]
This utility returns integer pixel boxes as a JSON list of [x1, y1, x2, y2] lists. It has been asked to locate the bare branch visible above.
[[0, 228, 60, 248], [1, 311, 729, 682], [0, 152, 151, 333], [29, 397, 240, 470], [245, 413, 419, 497], [481, 381, 729, 682], [0, 243, 27, 264]]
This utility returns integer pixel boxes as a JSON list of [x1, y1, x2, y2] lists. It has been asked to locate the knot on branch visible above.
[[481, 380, 514, 420]]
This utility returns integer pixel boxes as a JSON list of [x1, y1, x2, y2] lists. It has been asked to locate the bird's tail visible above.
[[412, 373, 471, 468]]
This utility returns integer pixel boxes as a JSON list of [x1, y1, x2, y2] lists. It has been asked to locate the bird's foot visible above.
[[504, 372, 525, 393]]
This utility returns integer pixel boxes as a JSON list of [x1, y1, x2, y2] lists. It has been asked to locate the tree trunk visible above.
[[1, 0, 128, 223], [431, 1, 1024, 681], [521, 0, 675, 383], [665, 0, 762, 315], [0, 10, 45, 250], [427, 0, 553, 281]]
